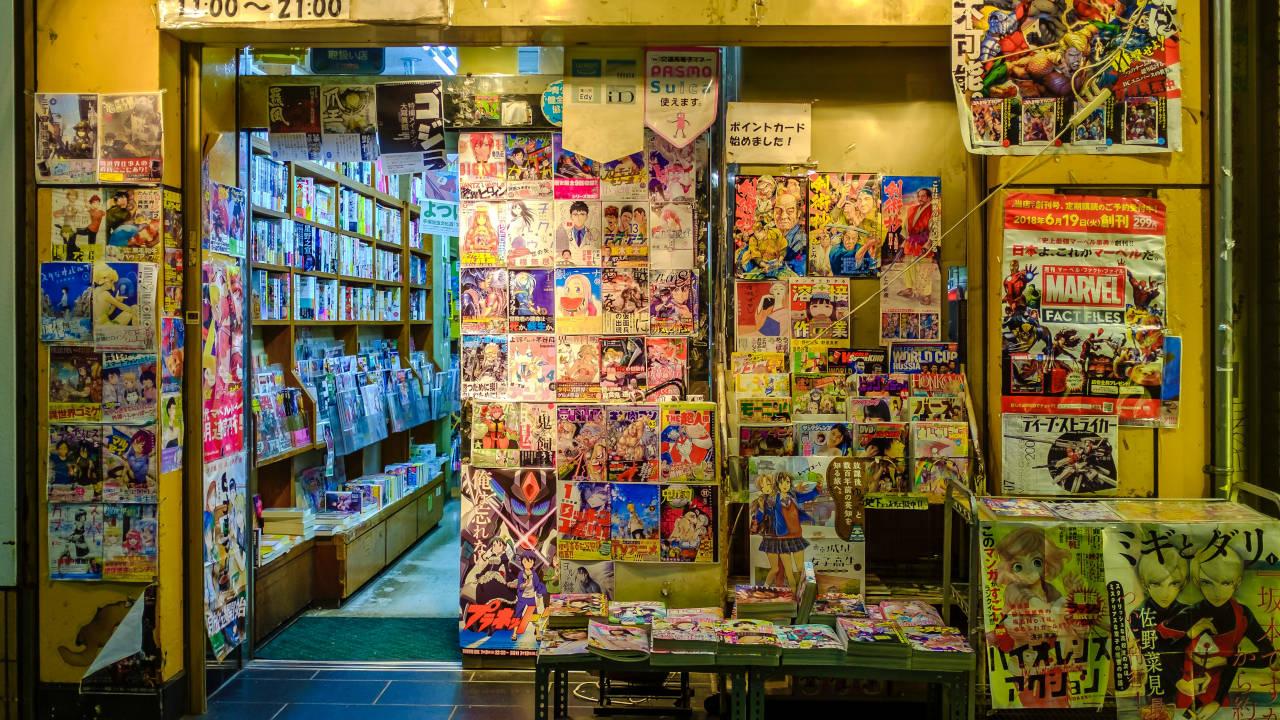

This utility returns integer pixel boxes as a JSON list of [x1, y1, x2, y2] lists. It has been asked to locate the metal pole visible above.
[[1211, 0, 1235, 496]]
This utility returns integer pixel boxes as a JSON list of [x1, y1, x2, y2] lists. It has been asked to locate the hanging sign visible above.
[[725, 102, 811, 165], [561, 49, 644, 163], [375, 80, 446, 175], [158, 0, 351, 25], [645, 48, 719, 148]]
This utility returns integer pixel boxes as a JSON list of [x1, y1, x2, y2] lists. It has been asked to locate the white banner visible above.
[[645, 48, 719, 149], [725, 102, 811, 165]]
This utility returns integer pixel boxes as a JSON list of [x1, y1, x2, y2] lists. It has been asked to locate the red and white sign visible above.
[[645, 48, 719, 148]]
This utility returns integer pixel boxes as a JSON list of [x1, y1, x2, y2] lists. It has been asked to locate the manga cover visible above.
[[35, 93, 98, 184], [808, 173, 883, 277], [649, 202, 694, 270], [554, 200, 601, 266], [908, 396, 967, 422], [459, 201, 505, 266], [1043, 500, 1121, 522], [606, 406, 659, 483], [505, 133, 554, 198], [503, 200, 555, 268], [1001, 411, 1119, 496], [103, 503, 158, 581], [912, 372, 968, 397], [458, 132, 506, 201], [600, 151, 647, 202], [50, 188, 105, 261], [560, 560, 615, 598], [556, 337, 601, 402], [201, 255, 244, 462], [461, 335, 509, 400], [319, 84, 377, 162], [733, 175, 807, 279], [883, 175, 939, 263], [202, 183, 246, 259], [265, 84, 322, 162], [103, 424, 158, 503], [645, 337, 687, 401], [610, 483, 661, 562], [738, 397, 791, 424], [508, 268, 555, 333], [48, 425, 102, 504], [553, 133, 600, 200], [161, 316, 184, 394], [790, 277, 850, 346], [554, 268, 603, 335], [203, 452, 248, 660], [557, 481, 612, 561], [460, 267, 509, 334], [660, 483, 716, 563], [649, 269, 698, 336], [600, 337, 647, 403], [373, 80, 445, 173], [160, 392, 183, 474], [105, 187, 164, 262], [49, 503, 104, 580], [50, 347, 102, 423], [508, 335, 557, 402], [850, 397, 906, 423], [732, 352, 787, 376], [910, 422, 969, 459], [471, 401, 521, 468], [93, 261, 157, 351], [646, 129, 698, 204], [556, 405, 608, 483], [101, 352, 157, 424], [738, 425, 796, 457], [601, 202, 650, 268], [913, 457, 968, 504], [516, 403, 555, 468], [98, 92, 163, 184], [601, 268, 650, 335], [889, 343, 959, 374], [792, 373, 848, 422], [828, 348, 888, 375], [659, 403, 715, 483], [734, 280, 790, 352], [854, 373, 911, 398], [40, 262, 93, 343], [735, 373, 789, 398], [791, 342, 828, 374], [797, 423, 854, 457], [854, 423, 907, 458]]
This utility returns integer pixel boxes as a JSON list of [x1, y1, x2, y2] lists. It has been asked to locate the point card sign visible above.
[[725, 102, 811, 165], [645, 48, 720, 149], [562, 49, 644, 163]]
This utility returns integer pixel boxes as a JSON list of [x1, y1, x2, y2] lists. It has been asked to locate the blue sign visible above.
[[541, 81, 564, 128]]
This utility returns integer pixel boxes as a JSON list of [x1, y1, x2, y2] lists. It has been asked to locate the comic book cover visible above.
[[850, 397, 906, 423], [1042, 501, 1122, 522], [881, 176, 941, 265], [645, 337, 687, 402], [101, 352, 156, 423], [854, 373, 911, 399], [911, 373, 968, 397], [461, 335, 509, 399], [98, 92, 163, 183], [855, 457, 910, 496], [318, 84, 377, 161], [792, 373, 848, 422], [504, 132, 554, 198], [908, 396, 967, 422], [202, 183, 246, 259], [103, 503, 158, 581], [159, 316, 184, 395], [732, 352, 787, 376], [556, 336, 601, 402], [738, 397, 791, 424], [649, 269, 698, 336], [93, 261, 157, 351], [519, 403, 556, 468], [51, 188, 105, 261], [508, 335, 557, 402], [659, 402, 715, 483], [200, 255, 244, 462], [610, 483, 661, 562], [459, 201, 505, 266], [601, 202, 650, 268], [808, 173, 883, 277], [828, 348, 888, 375], [49, 503, 104, 580], [554, 268, 603, 335], [733, 175, 807, 279], [265, 84, 322, 161], [160, 392, 182, 474], [797, 423, 854, 457], [48, 425, 102, 504], [791, 342, 828, 374], [40, 262, 93, 343], [458, 132, 506, 200], [553, 133, 600, 200], [913, 457, 968, 504], [554, 200, 601, 266], [739, 425, 796, 458], [880, 261, 942, 344], [854, 423, 907, 458], [471, 401, 521, 467], [507, 268, 554, 333], [790, 277, 850, 346], [504, 199, 555, 268], [50, 347, 102, 423], [161, 214, 180, 299], [460, 267, 508, 334], [660, 483, 716, 563], [103, 424, 158, 503], [556, 405, 607, 483], [735, 373, 789, 398], [558, 481, 612, 561], [911, 422, 969, 459], [646, 129, 698, 204], [1001, 411, 1119, 496], [649, 202, 694, 270], [734, 280, 790, 352], [889, 343, 959, 374], [35, 93, 98, 184], [560, 560, 615, 598], [600, 337, 647, 403], [600, 151, 647, 202], [601, 268, 650, 335], [104, 187, 164, 262], [606, 406, 659, 483]]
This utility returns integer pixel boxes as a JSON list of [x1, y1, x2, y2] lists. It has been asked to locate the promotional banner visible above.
[[201, 254, 245, 463], [203, 452, 247, 661], [375, 80, 446, 174], [644, 48, 719, 149], [562, 49, 645, 163]]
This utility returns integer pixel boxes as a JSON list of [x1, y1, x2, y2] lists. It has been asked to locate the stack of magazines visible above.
[[809, 593, 867, 628], [836, 617, 911, 669], [650, 608, 721, 666], [544, 593, 607, 629], [900, 625, 975, 671], [733, 585, 796, 624], [777, 624, 848, 666], [536, 626, 591, 663], [717, 619, 781, 666], [609, 601, 666, 626], [587, 620, 650, 662]]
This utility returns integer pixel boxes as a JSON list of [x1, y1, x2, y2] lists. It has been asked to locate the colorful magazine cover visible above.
[[808, 173, 883, 277], [797, 423, 854, 457], [49, 503, 104, 580], [789, 277, 850, 346], [461, 334, 509, 399], [102, 503, 158, 581], [601, 202, 650, 268], [828, 348, 889, 375], [47, 425, 102, 504], [649, 202, 694, 270], [881, 176, 940, 265], [610, 601, 667, 626], [739, 425, 796, 457], [910, 422, 969, 459], [50, 347, 103, 423], [610, 483, 661, 562], [51, 188, 105, 261], [735, 373, 790, 398], [601, 268, 650, 335], [738, 397, 791, 424], [889, 342, 959, 374], [659, 403, 715, 483], [1001, 411, 1119, 496], [35, 93, 98, 184], [660, 483, 716, 563], [912, 457, 968, 503], [791, 342, 828, 374], [556, 405, 608, 483], [732, 352, 787, 376], [504, 132, 554, 198], [318, 84, 377, 162], [880, 261, 942, 344], [554, 200, 601, 266], [503, 199, 555, 268], [93, 261, 156, 351], [553, 133, 600, 200], [606, 406, 659, 483], [160, 316, 185, 394], [40, 262, 94, 343], [98, 92, 163, 183], [599, 336, 647, 403], [508, 334, 557, 402], [458, 132, 507, 200], [518, 402, 557, 468], [853, 423, 907, 458], [911, 373, 967, 397], [102, 424, 158, 503], [792, 373, 848, 422], [850, 397, 906, 423], [646, 129, 698, 204], [471, 401, 521, 467], [105, 187, 164, 263], [645, 337, 687, 402], [460, 267, 508, 334], [557, 481, 612, 561], [854, 373, 911, 398], [649, 269, 698, 336], [556, 337, 601, 402], [600, 151, 647, 201], [908, 396, 966, 422], [200, 255, 245, 462], [459, 201, 505, 266], [734, 280, 790, 352], [507, 268, 555, 333], [554, 268, 603, 335], [733, 175, 807, 279], [101, 352, 157, 424], [1042, 501, 1122, 522], [160, 392, 183, 474]]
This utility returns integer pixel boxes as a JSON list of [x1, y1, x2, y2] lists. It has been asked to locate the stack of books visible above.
[[545, 593, 607, 629], [836, 617, 911, 669], [312, 512, 360, 536], [537, 626, 591, 663], [609, 601, 666, 626], [777, 624, 848, 666], [900, 625, 976, 671], [717, 619, 781, 666], [810, 593, 867, 628], [878, 599, 945, 628], [259, 507, 315, 538], [733, 585, 797, 624], [587, 620, 650, 662], [650, 608, 721, 666]]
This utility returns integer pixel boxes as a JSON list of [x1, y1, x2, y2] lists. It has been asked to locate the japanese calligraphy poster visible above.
[[266, 85, 321, 162], [1001, 405, 1119, 496], [562, 49, 645, 164], [1001, 193, 1167, 423], [724, 102, 811, 165], [644, 48, 719, 148], [201, 254, 245, 463], [374, 80, 445, 174]]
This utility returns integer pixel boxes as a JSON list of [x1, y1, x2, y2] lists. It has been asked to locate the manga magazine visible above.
[[649, 269, 698, 336], [503, 200, 555, 268], [461, 334, 508, 399], [49, 503, 104, 580], [98, 92, 163, 184], [518, 403, 556, 467], [471, 401, 521, 467], [35, 93, 98, 184], [734, 280, 790, 352], [558, 481, 612, 561], [797, 423, 854, 457], [507, 268, 555, 333], [504, 133, 554, 199], [203, 453, 248, 660], [202, 183, 245, 259], [791, 342, 828, 374], [912, 372, 968, 397], [319, 85, 377, 162], [553, 133, 600, 200], [610, 483, 661, 562], [160, 392, 183, 474], [508, 335, 556, 403], [792, 373, 848, 422], [556, 336, 602, 402], [808, 173, 883, 277], [790, 277, 850, 345], [738, 425, 796, 458], [600, 151, 647, 202], [738, 397, 791, 424], [201, 254, 245, 462], [645, 337, 688, 401], [601, 268, 650, 335], [556, 405, 608, 483], [101, 353, 156, 424], [659, 402, 716, 484], [854, 373, 912, 398], [734, 175, 807, 279], [889, 342, 959, 374], [606, 406, 659, 483], [103, 424, 158, 504], [649, 202, 694, 270], [660, 483, 717, 563], [40, 262, 93, 343], [460, 201, 505, 266], [554, 268, 603, 335], [50, 188, 105, 261], [48, 425, 102, 504], [458, 132, 506, 200], [161, 316, 185, 394], [646, 129, 699, 204], [554, 200, 601, 266], [103, 503, 158, 581], [913, 457, 968, 504], [600, 337, 647, 403], [1001, 410, 1119, 496], [49, 347, 102, 423], [601, 202, 650, 268], [265, 84, 322, 162], [850, 396, 906, 423], [105, 187, 164, 263], [460, 267, 508, 334], [910, 422, 969, 459], [93, 261, 157, 352]]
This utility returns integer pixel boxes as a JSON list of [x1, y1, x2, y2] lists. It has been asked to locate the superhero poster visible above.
[[951, 0, 1182, 155], [1000, 193, 1167, 423], [459, 465, 558, 656]]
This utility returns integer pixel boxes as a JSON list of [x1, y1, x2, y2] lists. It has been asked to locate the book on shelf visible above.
[[314, 185, 336, 227], [252, 154, 289, 212], [377, 205, 403, 246], [252, 216, 296, 267], [294, 177, 317, 221], [259, 507, 315, 537], [251, 268, 291, 321], [338, 235, 374, 279], [409, 255, 428, 285], [339, 188, 375, 235]]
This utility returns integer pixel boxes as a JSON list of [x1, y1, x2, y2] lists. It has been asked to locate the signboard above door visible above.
[[158, 0, 448, 28]]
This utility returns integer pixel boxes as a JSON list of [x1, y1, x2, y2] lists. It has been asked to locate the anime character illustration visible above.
[[1125, 98, 1160, 143], [510, 549, 548, 640], [559, 481, 611, 541], [556, 407, 608, 483], [460, 268, 508, 334], [1022, 99, 1058, 144], [461, 202, 503, 264], [555, 269, 602, 335], [555, 200, 600, 265], [809, 173, 884, 277], [750, 470, 821, 589], [649, 270, 697, 336], [504, 200, 553, 267], [92, 263, 137, 328], [507, 269, 554, 333], [1127, 548, 1190, 710]]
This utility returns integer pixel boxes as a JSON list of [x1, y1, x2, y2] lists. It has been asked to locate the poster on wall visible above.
[[724, 102, 811, 165], [319, 84, 377, 162], [92, 262, 157, 352], [202, 183, 247, 258], [201, 254, 245, 463], [203, 452, 248, 661], [644, 48, 720, 149], [808, 173, 883, 278], [375, 80, 446, 174], [1001, 403, 1119, 496], [98, 92, 163, 184], [562, 48, 645, 165], [34, 93, 99, 184], [1000, 193, 1167, 423], [50, 188, 105, 262], [104, 187, 164, 263], [266, 84, 322, 162], [733, 175, 808, 279], [40, 262, 94, 343]]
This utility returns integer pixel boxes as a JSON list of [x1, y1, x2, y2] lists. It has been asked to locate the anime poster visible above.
[[98, 92, 163, 184], [49, 347, 102, 423], [103, 424, 158, 503], [601, 202, 650, 268], [458, 132, 506, 200], [607, 406, 659, 483], [808, 173, 883, 277], [35, 93, 98, 184], [556, 336, 601, 402], [160, 392, 183, 474], [733, 175, 807, 279], [738, 425, 796, 457], [561, 560, 615, 597], [797, 423, 854, 457], [981, 523, 1109, 710], [649, 202, 694, 269], [557, 481, 612, 561], [101, 352, 156, 423], [504, 133, 554, 198], [471, 401, 521, 467], [951, 0, 1182, 155], [103, 503, 158, 581], [600, 152, 647, 202], [610, 483, 661, 562], [203, 452, 248, 661], [49, 503, 104, 580], [792, 373, 848, 422], [649, 269, 698, 336], [660, 483, 717, 563], [880, 261, 942, 343], [645, 337, 688, 401], [890, 342, 959, 374], [646, 129, 698, 204], [266, 84, 322, 162], [51, 188, 106, 261], [508, 335, 557, 402], [659, 402, 715, 483], [556, 405, 608, 483], [553, 133, 600, 200], [554, 200, 601, 266], [200, 254, 245, 463], [201, 184, 246, 259], [104, 187, 164, 263], [881, 176, 940, 264], [600, 336, 647, 403], [459, 201, 505, 266], [460, 267, 509, 334], [93, 261, 156, 351], [319, 84, 377, 162], [374, 80, 446, 174], [160, 316, 184, 394], [734, 280, 790, 352], [40, 262, 94, 343], [459, 465, 557, 655], [789, 277, 850, 346], [518, 403, 556, 467], [503, 200, 555, 268], [461, 334, 508, 399], [507, 269, 554, 333], [601, 268, 650, 335], [554, 268, 603, 335], [1001, 409, 1119, 496], [47, 425, 102, 504], [1001, 193, 1167, 423]]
